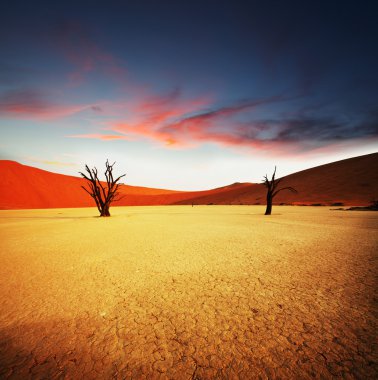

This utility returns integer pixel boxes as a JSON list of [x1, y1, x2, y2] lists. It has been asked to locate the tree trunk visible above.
[[101, 205, 111, 217], [265, 192, 272, 215], [80, 161, 125, 217], [263, 167, 297, 215]]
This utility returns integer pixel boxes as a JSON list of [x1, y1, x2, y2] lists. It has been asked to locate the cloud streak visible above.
[[109, 89, 213, 146], [67, 133, 132, 141], [5, 83, 376, 154], [25, 156, 78, 167], [0, 89, 95, 120], [103, 95, 378, 153]]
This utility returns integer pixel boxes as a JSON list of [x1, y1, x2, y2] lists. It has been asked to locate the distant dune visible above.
[[174, 153, 378, 207], [0, 153, 377, 209]]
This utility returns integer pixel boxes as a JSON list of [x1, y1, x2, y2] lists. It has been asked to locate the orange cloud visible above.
[[26, 157, 78, 167], [67, 133, 132, 141]]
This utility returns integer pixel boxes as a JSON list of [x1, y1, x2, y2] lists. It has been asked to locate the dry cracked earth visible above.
[[0, 206, 377, 379]]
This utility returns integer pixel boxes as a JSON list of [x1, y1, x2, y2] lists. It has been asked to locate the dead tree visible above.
[[79, 160, 126, 217], [263, 166, 297, 215]]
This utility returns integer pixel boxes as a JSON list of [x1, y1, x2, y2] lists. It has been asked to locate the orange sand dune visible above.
[[0, 160, 251, 209], [0, 160, 92, 209], [0, 153, 377, 209], [0, 160, 182, 209]]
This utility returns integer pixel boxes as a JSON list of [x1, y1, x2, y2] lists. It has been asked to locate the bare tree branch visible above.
[[262, 167, 297, 215], [272, 186, 298, 198], [79, 161, 126, 217]]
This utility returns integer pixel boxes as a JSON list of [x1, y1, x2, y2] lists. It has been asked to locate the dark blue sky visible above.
[[0, 1, 377, 188]]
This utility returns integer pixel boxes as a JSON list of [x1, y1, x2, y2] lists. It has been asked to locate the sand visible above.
[[0, 206, 377, 379]]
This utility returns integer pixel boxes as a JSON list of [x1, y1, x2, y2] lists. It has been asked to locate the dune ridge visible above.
[[0, 153, 377, 209]]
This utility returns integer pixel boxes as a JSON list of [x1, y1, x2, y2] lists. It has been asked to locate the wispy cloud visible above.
[[0, 89, 95, 120], [101, 94, 378, 153], [240, 111, 378, 145], [108, 89, 213, 146], [53, 20, 128, 87], [26, 157, 78, 167], [109, 94, 291, 149], [67, 133, 132, 141]]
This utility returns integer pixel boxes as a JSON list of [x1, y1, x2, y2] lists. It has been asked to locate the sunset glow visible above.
[[1, 2, 377, 378], [1, 2, 377, 189]]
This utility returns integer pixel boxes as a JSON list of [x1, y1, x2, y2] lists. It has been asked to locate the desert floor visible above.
[[0, 206, 377, 379]]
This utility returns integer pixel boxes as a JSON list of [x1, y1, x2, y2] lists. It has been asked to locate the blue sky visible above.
[[0, 1, 377, 189]]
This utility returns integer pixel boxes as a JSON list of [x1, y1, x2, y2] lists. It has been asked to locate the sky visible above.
[[0, 1, 377, 190]]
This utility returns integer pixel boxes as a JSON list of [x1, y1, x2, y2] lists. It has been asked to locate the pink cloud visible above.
[[108, 95, 291, 151], [0, 89, 90, 120], [100, 92, 373, 156], [107, 90, 213, 147]]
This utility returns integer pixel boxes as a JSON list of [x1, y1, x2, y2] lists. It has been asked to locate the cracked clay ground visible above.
[[0, 206, 377, 379]]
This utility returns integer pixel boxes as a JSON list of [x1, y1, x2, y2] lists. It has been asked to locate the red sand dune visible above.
[[0, 153, 377, 209]]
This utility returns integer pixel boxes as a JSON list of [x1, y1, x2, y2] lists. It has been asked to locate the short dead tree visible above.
[[263, 166, 297, 215], [79, 160, 126, 217]]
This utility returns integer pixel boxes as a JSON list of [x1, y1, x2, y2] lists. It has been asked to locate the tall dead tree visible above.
[[79, 160, 126, 217], [263, 166, 297, 215]]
